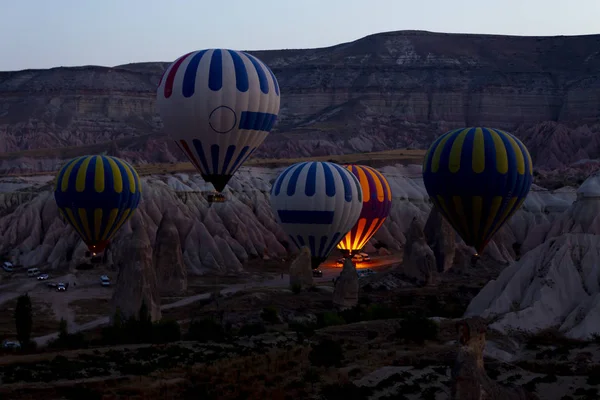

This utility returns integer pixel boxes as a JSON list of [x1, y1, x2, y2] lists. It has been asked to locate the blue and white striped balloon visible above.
[[270, 161, 363, 269], [156, 49, 280, 193]]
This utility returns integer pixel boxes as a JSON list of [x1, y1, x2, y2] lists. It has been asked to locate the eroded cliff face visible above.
[[0, 165, 576, 276], [1, 30, 600, 174]]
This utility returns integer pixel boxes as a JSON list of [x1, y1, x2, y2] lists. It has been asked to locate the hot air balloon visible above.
[[337, 165, 392, 257], [422, 127, 533, 255], [54, 155, 142, 257], [156, 49, 281, 203], [270, 161, 363, 269]]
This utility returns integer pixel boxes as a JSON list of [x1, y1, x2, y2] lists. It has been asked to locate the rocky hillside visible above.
[[1, 30, 600, 173], [0, 164, 577, 274], [3, 163, 599, 341], [466, 173, 600, 340]]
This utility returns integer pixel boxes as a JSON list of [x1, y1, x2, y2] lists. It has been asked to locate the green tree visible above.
[[14, 293, 32, 347], [137, 301, 153, 342], [58, 318, 68, 340]]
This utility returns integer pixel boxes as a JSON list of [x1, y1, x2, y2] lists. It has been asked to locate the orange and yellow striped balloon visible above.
[[337, 165, 392, 255]]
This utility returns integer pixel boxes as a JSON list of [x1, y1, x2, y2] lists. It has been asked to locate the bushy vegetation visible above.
[[309, 338, 344, 367], [48, 318, 87, 349], [260, 306, 279, 323], [394, 313, 439, 344], [14, 293, 34, 349], [47, 302, 181, 349], [99, 302, 181, 346], [291, 283, 302, 294]]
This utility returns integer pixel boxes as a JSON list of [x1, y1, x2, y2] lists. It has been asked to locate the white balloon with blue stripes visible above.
[[270, 161, 363, 269], [156, 48, 280, 193]]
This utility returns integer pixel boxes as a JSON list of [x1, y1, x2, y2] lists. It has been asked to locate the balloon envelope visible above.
[[54, 155, 142, 254], [422, 127, 533, 254], [156, 49, 281, 192], [270, 161, 363, 269], [337, 165, 392, 255]]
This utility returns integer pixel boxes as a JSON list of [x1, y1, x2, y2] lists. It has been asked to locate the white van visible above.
[[27, 268, 40, 277], [2, 261, 14, 272]]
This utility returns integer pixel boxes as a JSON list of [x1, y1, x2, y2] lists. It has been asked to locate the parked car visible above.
[[37, 273, 49, 280], [47, 282, 58, 288], [2, 340, 20, 350], [357, 268, 376, 278], [358, 252, 371, 262], [351, 254, 364, 262], [2, 261, 14, 272], [27, 268, 40, 277], [312, 269, 323, 278], [100, 275, 111, 287], [363, 268, 375, 274]]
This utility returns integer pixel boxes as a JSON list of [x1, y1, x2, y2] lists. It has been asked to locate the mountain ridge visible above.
[[1, 29, 599, 175]]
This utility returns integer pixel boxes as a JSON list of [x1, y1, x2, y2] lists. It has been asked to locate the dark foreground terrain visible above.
[[1, 263, 599, 400]]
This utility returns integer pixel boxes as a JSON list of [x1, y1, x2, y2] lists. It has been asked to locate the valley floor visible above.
[[1, 254, 598, 399]]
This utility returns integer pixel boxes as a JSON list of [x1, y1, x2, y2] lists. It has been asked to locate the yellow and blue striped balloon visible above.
[[422, 127, 533, 254], [54, 155, 142, 254]]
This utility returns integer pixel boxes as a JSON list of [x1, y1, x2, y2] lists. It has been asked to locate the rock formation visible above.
[[463, 172, 600, 340], [0, 166, 581, 279], [401, 217, 437, 286], [110, 215, 161, 322], [465, 233, 600, 340], [332, 258, 359, 310], [153, 211, 187, 295], [451, 317, 539, 399], [289, 247, 314, 290], [424, 206, 455, 272], [522, 172, 600, 252], [1, 32, 600, 176]]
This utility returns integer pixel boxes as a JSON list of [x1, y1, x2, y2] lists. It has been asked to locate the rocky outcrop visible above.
[[400, 217, 437, 286], [289, 247, 313, 289], [465, 233, 600, 340], [451, 317, 539, 399], [522, 173, 600, 252], [465, 173, 600, 339], [1, 31, 600, 174], [153, 211, 187, 295], [0, 165, 575, 276], [332, 258, 359, 309], [424, 206, 455, 272], [110, 217, 161, 322]]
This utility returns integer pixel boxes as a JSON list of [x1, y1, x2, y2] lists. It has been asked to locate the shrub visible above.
[[363, 303, 398, 320], [152, 319, 181, 343], [309, 338, 344, 367], [316, 312, 346, 328], [187, 317, 227, 343], [395, 314, 439, 344], [238, 322, 266, 337], [261, 307, 279, 323], [291, 283, 302, 294], [15, 293, 32, 347], [100, 304, 181, 346]]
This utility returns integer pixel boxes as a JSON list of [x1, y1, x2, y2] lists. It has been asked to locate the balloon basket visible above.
[[339, 249, 353, 259], [207, 193, 226, 203]]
